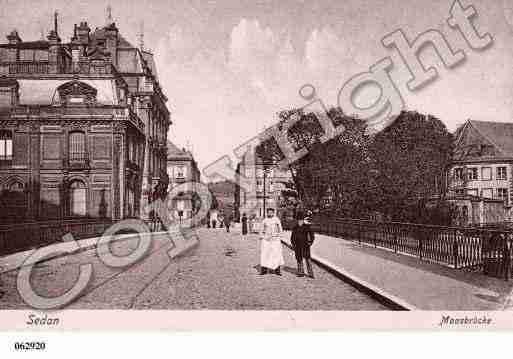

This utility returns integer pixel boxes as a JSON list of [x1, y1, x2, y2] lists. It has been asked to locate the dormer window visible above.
[[56, 80, 97, 106]]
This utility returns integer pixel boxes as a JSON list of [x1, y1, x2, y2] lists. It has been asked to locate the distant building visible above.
[[0, 11, 170, 223], [235, 150, 292, 220], [447, 119, 513, 224], [166, 141, 200, 221]]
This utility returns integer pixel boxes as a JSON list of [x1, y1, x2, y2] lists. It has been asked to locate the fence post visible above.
[[503, 236, 511, 281], [453, 234, 459, 269], [394, 228, 398, 253], [418, 228, 423, 260], [373, 224, 377, 248]]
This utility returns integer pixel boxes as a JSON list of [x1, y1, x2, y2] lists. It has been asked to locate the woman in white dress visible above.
[[259, 208, 285, 275]]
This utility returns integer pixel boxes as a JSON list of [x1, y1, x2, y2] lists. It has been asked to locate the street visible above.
[[0, 228, 386, 310]]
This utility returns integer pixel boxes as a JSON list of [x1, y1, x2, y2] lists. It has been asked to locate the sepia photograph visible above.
[[0, 0, 513, 335]]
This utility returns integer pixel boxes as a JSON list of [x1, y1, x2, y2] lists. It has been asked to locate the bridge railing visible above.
[[312, 217, 513, 280], [0, 219, 113, 256]]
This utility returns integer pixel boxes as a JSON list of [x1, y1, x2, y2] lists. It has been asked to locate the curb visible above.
[[281, 240, 418, 311]]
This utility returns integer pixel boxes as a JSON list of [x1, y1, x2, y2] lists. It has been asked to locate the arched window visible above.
[[69, 131, 86, 161], [69, 180, 86, 216], [0, 130, 13, 162], [7, 181, 24, 191], [1, 180, 26, 221]]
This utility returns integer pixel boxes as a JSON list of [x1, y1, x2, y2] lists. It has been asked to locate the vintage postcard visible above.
[[0, 0, 513, 337]]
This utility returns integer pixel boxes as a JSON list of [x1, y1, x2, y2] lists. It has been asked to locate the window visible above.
[[467, 168, 478, 181], [498, 188, 509, 205], [19, 50, 35, 61], [467, 189, 478, 197], [497, 167, 507, 180], [0, 131, 13, 162], [460, 206, 468, 224], [8, 181, 23, 192], [481, 188, 493, 199], [176, 166, 186, 178], [0, 87, 13, 106], [454, 167, 464, 181], [455, 189, 465, 196], [69, 180, 86, 216], [481, 167, 492, 180], [69, 131, 86, 161]]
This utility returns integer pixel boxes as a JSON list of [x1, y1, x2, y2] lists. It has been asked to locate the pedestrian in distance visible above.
[[291, 211, 315, 278], [241, 213, 248, 236], [225, 212, 233, 233], [210, 209, 218, 229], [259, 208, 285, 276]]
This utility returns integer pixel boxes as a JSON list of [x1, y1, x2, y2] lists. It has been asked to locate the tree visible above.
[[369, 110, 454, 222], [284, 108, 373, 217], [269, 106, 455, 224]]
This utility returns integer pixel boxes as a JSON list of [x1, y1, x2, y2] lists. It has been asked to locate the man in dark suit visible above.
[[290, 211, 315, 278]]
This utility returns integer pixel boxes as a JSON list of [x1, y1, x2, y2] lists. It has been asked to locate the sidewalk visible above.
[[0, 231, 177, 275], [283, 233, 513, 310]]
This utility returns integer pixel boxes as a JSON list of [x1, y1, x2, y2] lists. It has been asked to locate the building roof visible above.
[[454, 119, 513, 160], [467, 120, 513, 156], [16, 79, 117, 105], [0, 40, 49, 49], [167, 141, 193, 160]]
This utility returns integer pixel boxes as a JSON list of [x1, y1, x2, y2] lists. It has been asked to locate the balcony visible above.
[[0, 155, 13, 168], [0, 61, 113, 76], [63, 153, 90, 170]]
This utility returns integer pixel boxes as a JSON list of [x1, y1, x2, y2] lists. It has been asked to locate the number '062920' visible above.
[[14, 342, 46, 350]]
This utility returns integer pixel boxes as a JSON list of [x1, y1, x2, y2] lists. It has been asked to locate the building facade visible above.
[[447, 119, 513, 223], [235, 151, 292, 220], [0, 12, 169, 223], [166, 141, 200, 221]]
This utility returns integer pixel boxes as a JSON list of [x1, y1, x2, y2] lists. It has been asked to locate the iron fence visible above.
[[0, 219, 113, 256], [312, 217, 513, 280]]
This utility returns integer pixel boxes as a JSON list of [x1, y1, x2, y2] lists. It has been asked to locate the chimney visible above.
[[71, 24, 78, 42], [138, 21, 144, 51], [76, 22, 91, 44], [47, 12, 61, 43], [54, 11, 58, 35], [104, 6, 118, 66]]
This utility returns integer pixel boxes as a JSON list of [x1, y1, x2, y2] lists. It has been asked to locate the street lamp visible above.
[[262, 165, 272, 215]]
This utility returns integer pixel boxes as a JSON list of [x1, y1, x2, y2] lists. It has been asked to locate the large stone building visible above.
[[447, 119, 513, 224], [0, 12, 170, 223], [235, 151, 293, 220], [166, 141, 200, 221]]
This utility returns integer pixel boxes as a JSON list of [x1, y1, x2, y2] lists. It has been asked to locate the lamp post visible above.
[[262, 165, 272, 216]]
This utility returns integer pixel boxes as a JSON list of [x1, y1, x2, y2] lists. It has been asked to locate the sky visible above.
[[1, 0, 513, 174]]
